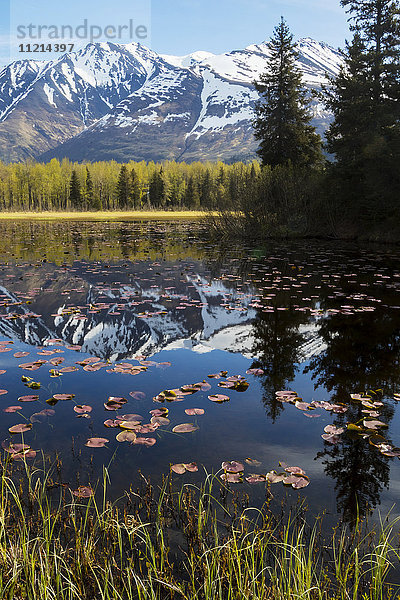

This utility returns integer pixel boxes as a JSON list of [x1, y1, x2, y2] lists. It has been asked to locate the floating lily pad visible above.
[[118, 420, 141, 430], [208, 394, 230, 403], [363, 419, 388, 430], [324, 425, 345, 435], [104, 419, 120, 428], [172, 423, 199, 433], [53, 394, 75, 401], [321, 433, 341, 444], [267, 472, 286, 484], [18, 395, 38, 403], [185, 408, 205, 416], [3, 406, 22, 413], [220, 472, 242, 483], [150, 408, 168, 417], [150, 416, 170, 426], [246, 474, 266, 484], [221, 461, 244, 473], [74, 405, 92, 414], [134, 437, 156, 446], [171, 462, 198, 474], [116, 431, 136, 443], [9, 423, 32, 434], [72, 486, 94, 498], [85, 437, 109, 448], [246, 368, 264, 376]]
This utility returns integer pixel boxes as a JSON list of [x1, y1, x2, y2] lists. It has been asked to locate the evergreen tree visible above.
[[149, 168, 165, 207], [130, 168, 141, 208], [253, 17, 323, 169], [116, 165, 131, 209], [69, 170, 81, 209], [185, 176, 200, 208], [200, 170, 214, 208], [84, 167, 98, 210], [325, 0, 400, 223]]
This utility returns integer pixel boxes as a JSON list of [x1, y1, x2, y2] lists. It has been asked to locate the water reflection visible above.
[[307, 303, 400, 522], [0, 222, 400, 523]]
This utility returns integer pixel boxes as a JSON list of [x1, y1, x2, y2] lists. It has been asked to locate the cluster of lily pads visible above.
[[219, 459, 310, 489], [275, 390, 348, 415], [276, 388, 399, 459]]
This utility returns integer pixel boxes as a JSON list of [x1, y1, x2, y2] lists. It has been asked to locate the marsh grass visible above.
[[0, 457, 399, 599]]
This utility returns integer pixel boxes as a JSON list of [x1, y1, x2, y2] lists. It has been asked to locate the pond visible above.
[[1, 219, 400, 526]]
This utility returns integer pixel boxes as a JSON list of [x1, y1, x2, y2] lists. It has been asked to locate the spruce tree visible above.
[[149, 168, 165, 207], [130, 168, 141, 208], [325, 0, 400, 222], [253, 18, 323, 169], [84, 167, 97, 210], [69, 170, 81, 209], [185, 176, 200, 209], [116, 165, 131, 209]]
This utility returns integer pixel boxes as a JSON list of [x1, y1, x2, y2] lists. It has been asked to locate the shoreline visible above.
[[0, 210, 209, 221]]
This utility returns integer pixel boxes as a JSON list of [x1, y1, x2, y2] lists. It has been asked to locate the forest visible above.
[[0, 159, 259, 212]]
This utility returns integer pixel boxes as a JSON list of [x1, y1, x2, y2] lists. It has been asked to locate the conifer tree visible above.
[[325, 0, 400, 221], [84, 167, 98, 210], [149, 168, 165, 207], [185, 176, 200, 208], [130, 168, 141, 208], [253, 18, 323, 169], [116, 165, 131, 209], [69, 170, 81, 209]]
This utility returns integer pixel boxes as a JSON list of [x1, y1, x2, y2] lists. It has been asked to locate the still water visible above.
[[1, 220, 400, 525]]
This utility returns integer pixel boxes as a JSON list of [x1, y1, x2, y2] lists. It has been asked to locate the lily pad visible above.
[[85, 437, 109, 448], [267, 471, 285, 484], [246, 474, 266, 484], [9, 423, 32, 434], [18, 395, 39, 403], [72, 486, 94, 498], [116, 431, 137, 443], [208, 394, 230, 403], [220, 472, 242, 483], [53, 394, 75, 401], [172, 423, 199, 433], [74, 405, 92, 414], [246, 368, 264, 376], [221, 461, 244, 473], [134, 437, 156, 446]]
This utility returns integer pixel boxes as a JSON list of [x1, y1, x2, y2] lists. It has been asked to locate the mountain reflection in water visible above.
[[0, 220, 400, 525]]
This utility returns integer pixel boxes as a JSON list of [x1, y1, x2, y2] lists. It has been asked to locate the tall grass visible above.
[[0, 458, 399, 599]]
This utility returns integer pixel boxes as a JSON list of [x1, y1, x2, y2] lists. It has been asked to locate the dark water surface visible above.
[[1, 220, 400, 526]]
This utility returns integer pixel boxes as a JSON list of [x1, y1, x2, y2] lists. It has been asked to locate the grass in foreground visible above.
[[0, 459, 400, 600], [0, 211, 209, 221]]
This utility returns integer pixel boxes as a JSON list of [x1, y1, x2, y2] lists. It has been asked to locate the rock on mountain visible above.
[[0, 39, 342, 163]]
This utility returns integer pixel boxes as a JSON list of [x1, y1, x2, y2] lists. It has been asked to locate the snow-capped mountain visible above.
[[0, 39, 342, 163]]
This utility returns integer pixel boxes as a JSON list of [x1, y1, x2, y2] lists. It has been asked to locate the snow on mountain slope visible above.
[[161, 51, 215, 69], [0, 38, 343, 162], [188, 69, 258, 137], [0, 59, 49, 120]]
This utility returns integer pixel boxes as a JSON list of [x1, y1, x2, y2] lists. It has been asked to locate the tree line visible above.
[[0, 159, 263, 211]]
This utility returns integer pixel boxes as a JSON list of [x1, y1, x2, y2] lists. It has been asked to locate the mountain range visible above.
[[0, 39, 342, 163]]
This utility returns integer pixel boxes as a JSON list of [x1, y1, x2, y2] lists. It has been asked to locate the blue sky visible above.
[[1, 0, 350, 66]]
